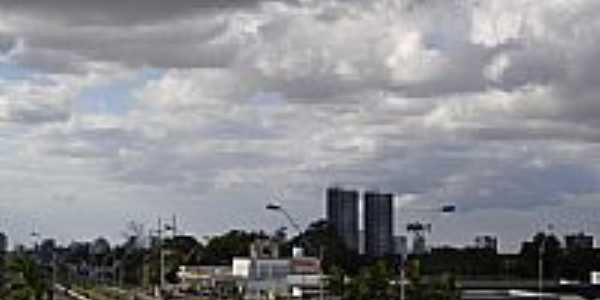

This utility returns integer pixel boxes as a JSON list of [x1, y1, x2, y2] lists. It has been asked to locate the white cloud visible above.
[[1, 0, 600, 249]]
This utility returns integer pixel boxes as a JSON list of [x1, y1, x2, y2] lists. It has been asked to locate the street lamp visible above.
[[266, 203, 324, 300], [266, 203, 303, 234], [151, 216, 177, 297], [398, 204, 456, 300], [538, 224, 554, 300]]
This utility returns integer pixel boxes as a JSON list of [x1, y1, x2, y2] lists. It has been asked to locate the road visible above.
[[53, 292, 78, 300]]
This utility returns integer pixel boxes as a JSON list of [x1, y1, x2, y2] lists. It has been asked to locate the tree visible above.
[[327, 265, 347, 297], [286, 219, 361, 274], [200, 230, 267, 265], [518, 232, 562, 278], [347, 261, 395, 300], [163, 235, 202, 283], [4, 255, 48, 300]]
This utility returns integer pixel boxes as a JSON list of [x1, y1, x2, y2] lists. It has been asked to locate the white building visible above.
[[177, 265, 237, 296], [179, 239, 326, 300], [233, 241, 326, 300]]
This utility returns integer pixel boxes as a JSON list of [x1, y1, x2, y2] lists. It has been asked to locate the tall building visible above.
[[474, 235, 498, 253], [565, 232, 594, 251], [0, 233, 7, 253], [364, 191, 394, 258], [0, 232, 7, 285], [326, 187, 359, 253]]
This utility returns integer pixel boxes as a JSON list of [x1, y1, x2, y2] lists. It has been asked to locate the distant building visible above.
[[326, 187, 359, 253], [565, 232, 594, 251], [178, 265, 237, 297], [91, 237, 111, 256], [0, 232, 7, 284], [393, 235, 408, 257], [39, 238, 56, 265], [474, 235, 498, 253], [364, 191, 394, 258], [231, 240, 325, 299], [412, 234, 427, 255], [0, 232, 7, 253]]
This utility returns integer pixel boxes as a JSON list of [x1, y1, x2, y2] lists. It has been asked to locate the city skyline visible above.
[[1, 1, 600, 251]]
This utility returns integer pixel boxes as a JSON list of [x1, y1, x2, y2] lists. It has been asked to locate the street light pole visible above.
[[538, 239, 544, 300], [158, 217, 165, 293], [266, 204, 302, 234], [399, 252, 406, 300], [154, 215, 177, 297], [399, 204, 456, 300], [266, 203, 321, 300], [537, 224, 553, 300]]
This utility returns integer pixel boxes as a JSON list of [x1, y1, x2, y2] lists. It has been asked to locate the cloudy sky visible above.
[[1, 0, 600, 251]]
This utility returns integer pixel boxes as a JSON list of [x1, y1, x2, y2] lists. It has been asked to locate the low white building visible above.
[[177, 265, 238, 296], [233, 241, 327, 300], [179, 240, 327, 300]]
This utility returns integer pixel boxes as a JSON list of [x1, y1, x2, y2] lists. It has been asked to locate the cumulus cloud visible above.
[[2, 0, 600, 248]]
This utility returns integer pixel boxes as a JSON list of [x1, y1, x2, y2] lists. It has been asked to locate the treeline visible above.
[[420, 232, 600, 281]]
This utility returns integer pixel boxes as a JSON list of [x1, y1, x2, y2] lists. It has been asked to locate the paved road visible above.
[[53, 292, 77, 300]]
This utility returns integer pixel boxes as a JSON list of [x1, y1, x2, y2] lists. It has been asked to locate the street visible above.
[[53, 292, 77, 300]]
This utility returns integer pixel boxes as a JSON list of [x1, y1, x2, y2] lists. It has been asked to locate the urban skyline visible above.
[[4, 186, 600, 256]]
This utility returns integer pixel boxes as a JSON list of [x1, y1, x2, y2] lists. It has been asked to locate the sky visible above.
[[1, 0, 600, 252]]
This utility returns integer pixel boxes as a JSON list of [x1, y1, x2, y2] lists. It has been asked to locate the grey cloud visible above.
[[2, 0, 600, 248], [11, 18, 240, 73], [0, 34, 18, 55], [4, 104, 70, 124], [0, 0, 296, 26], [373, 142, 600, 212], [0, 83, 75, 125], [452, 161, 600, 211]]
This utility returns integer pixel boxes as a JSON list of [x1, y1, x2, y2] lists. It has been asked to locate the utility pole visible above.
[[538, 234, 545, 300], [538, 224, 553, 300], [158, 217, 165, 293], [399, 254, 406, 300], [171, 214, 177, 237], [319, 247, 324, 300]]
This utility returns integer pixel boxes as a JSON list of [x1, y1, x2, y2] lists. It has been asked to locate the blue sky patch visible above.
[[76, 68, 164, 115]]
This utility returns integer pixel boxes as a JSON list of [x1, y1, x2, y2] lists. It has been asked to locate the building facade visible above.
[[565, 232, 594, 251], [364, 191, 394, 258], [231, 240, 325, 300], [393, 235, 408, 257], [326, 187, 359, 253], [474, 235, 498, 253], [0, 232, 6, 285]]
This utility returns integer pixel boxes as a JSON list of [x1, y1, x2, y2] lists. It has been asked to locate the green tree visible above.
[[287, 219, 361, 274], [347, 261, 395, 300], [4, 256, 48, 300], [327, 265, 347, 297], [201, 230, 267, 265]]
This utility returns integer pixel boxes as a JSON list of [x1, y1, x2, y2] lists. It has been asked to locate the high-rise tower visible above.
[[364, 191, 393, 258], [326, 187, 359, 253]]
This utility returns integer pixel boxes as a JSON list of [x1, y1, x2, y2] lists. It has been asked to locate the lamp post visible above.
[[266, 203, 323, 300], [538, 224, 554, 300], [538, 237, 544, 300], [398, 204, 456, 300], [152, 216, 177, 297], [266, 204, 303, 234]]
